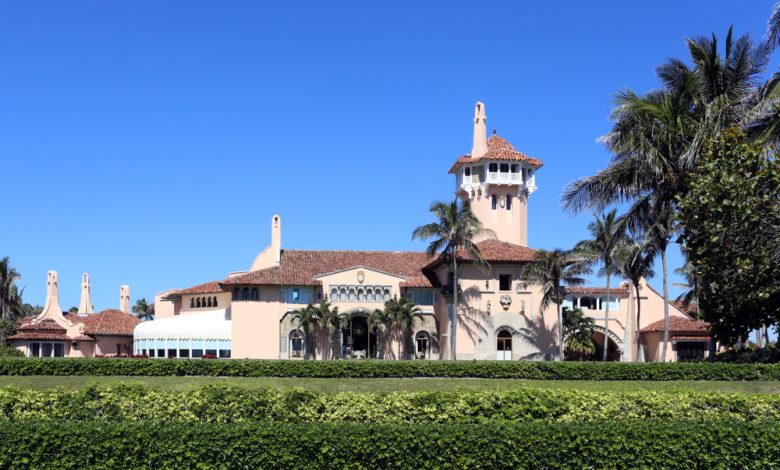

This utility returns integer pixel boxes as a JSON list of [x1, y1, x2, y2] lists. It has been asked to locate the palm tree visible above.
[[0, 257, 22, 322], [562, 306, 596, 360], [412, 199, 494, 360], [613, 238, 655, 362], [574, 210, 626, 361], [385, 297, 422, 359], [132, 298, 155, 321], [290, 305, 321, 360], [519, 249, 591, 360], [673, 260, 700, 315], [317, 301, 347, 359], [369, 307, 394, 359]]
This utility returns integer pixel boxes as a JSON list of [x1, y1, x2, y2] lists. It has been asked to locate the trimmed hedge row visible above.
[[2, 420, 779, 468], [3, 357, 780, 380], [1, 385, 779, 423]]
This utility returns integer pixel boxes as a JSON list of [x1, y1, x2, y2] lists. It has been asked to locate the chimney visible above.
[[120, 285, 130, 313], [35, 270, 65, 321], [271, 214, 281, 265], [471, 101, 488, 158], [78, 273, 93, 315]]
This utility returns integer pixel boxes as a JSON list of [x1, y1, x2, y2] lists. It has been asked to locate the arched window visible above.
[[242, 288, 250, 301], [190, 298, 195, 308], [415, 331, 431, 359], [233, 288, 240, 300], [365, 289, 373, 302], [340, 288, 347, 301], [289, 330, 304, 359], [196, 297, 201, 308], [213, 296, 218, 307], [348, 288, 356, 302], [580, 297, 597, 309], [251, 288, 259, 301], [383, 289, 391, 301], [331, 288, 338, 301], [497, 329, 512, 360], [357, 288, 364, 302], [491, 195, 497, 210], [506, 195, 512, 210], [375, 288, 383, 302]]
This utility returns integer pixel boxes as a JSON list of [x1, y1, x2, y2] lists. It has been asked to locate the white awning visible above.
[[133, 309, 231, 341]]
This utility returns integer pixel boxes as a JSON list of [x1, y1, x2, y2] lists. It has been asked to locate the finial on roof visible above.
[[471, 101, 488, 158], [493, 129, 497, 135]]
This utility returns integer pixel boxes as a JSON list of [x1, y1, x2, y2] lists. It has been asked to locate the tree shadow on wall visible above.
[[457, 286, 489, 347], [516, 313, 559, 361]]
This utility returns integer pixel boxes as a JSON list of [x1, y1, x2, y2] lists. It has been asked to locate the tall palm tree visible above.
[[290, 305, 320, 360], [519, 249, 591, 360], [613, 238, 656, 362], [369, 307, 394, 359], [0, 257, 22, 322], [574, 210, 626, 361], [317, 301, 347, 359], [132, 298, 155, 321], [412, 199, 494, 360], [385, 297, 422, 359]]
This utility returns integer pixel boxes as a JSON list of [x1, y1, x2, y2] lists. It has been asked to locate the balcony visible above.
[[486, 171, 522, 185]]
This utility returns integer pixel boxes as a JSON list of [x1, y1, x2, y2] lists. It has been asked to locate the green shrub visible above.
[[0, 345, 23, 358], [0, 385, 778, 423], [717, 345, 780, 363], [1, 420, 779, 468], [2, 357, 780, 380]]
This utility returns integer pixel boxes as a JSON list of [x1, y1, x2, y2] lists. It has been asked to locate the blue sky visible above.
[[1, 0, 776, 311]]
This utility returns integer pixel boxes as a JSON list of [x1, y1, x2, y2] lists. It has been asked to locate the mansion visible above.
[[137, 102, 710, 362]]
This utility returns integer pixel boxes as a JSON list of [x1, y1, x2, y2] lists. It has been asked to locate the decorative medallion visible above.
[[357, 270, 365, 284], [500, 294, 512, 311]]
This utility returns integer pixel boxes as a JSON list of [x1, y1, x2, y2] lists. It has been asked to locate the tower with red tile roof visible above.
[[450, 102, 543, 246]]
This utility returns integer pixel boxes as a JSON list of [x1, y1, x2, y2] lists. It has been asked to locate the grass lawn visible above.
[[0, 376, 778, 393]]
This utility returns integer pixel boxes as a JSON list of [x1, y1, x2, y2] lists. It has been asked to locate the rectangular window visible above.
[[491, 195, 497, 210], [42, 343, 53, 357], [31, 342, 40, 357], [489, 163, 498, 172], [499, 163, 509, 173], [167, 348, 177, 358], [179, 349, 190, 358], [192, 349, 203, 358], [506, 195, 512, 210], [499, 274, 512, 291], [53, 343, 64, 357], [292, 288, 300, 302], [219, 349, 231, 359]]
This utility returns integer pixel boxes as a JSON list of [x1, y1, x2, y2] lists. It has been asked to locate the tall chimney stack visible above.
[[471, 101, 488, 158], [78, 273, 93, 315], [120, 285, 130, 313], [271, 214, 281, 265]]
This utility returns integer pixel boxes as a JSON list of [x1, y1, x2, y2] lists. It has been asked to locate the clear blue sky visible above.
[[1, 0, 776, 311]]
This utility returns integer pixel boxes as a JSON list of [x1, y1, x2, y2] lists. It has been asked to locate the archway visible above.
[[591, 330, 621, 361], [496, 329, 513, 360], [342, 312, 378, 359]]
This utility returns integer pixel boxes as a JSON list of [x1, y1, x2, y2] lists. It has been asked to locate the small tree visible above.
[[562, 306, 596, 360], [369, 307, 394, 359], [290, 305, 321, 360], [317, 301, 347, 359], [384, 297, 422, 359], [613, 239, 655, 361]]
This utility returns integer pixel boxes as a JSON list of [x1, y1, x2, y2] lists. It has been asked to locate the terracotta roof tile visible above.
[[65, 310, 141, 337], [7, 332, 72, 341], [640, 317, 710, 335], [449, 134, 544, 173], [163, 281, 224, 298], [424, 240, 537, 271], [672, 335, 710, 342], [17, 319, 66, 333], [221, 249, 438, 288]]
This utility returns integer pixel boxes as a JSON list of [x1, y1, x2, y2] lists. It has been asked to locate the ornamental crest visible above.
[[357, 270, 365, 284], [500, 294, 512, 311]]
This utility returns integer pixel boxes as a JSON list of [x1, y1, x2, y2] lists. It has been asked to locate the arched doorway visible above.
[[289, 330, 305, 359], [496, 329, 512, 360], [592, 330, 621, 361], [415, 331, 431, 359], [342, 314, 378, 359]]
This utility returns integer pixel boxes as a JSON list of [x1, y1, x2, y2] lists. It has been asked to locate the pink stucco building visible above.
[[10, 272, 140, 357], [140, 102, 709, 362]]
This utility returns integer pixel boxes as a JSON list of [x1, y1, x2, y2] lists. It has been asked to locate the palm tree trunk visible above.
[[660, 247, 670, 362], [623, 282, 633, 362], [634, 282, 642, 362], [557, 298, 564, 360], [451, 256, 458, 361], [602, 272, 610, 361]]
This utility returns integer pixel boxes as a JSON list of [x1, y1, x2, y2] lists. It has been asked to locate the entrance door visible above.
[[496, 330, 512, 360]]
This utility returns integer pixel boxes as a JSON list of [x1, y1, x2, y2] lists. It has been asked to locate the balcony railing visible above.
[[486, 172, 522, 184]]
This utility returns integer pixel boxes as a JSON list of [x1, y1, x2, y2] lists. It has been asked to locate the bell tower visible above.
[[450, 102, 542, 247]]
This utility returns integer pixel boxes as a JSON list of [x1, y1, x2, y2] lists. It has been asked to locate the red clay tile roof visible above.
[[564, 286, 630, 296], [672, 335, 710, 342], [449, 134, 544, 173], [65, 310, 141, 337], [424, 240, 537, 271], [7, 332, 72, 341], [162, 281, 224, 299], [221, 249, 438, 288], [640, 317, 710, 335], [73, 335, 96, 342], [17, 319, 66, 333]]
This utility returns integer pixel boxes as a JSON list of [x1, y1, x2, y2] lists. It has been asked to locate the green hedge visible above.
[[0, 345, 23, 358], [2, 357, 780, 380], [2, 420, 779, 468], [1, 385, 779, 423]]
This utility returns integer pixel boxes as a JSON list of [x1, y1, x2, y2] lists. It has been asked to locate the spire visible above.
[[78, 273, 93, 315], [471, 101, 488, 158], [34, 270, 67, 323], [120, 285, 130, 313]]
